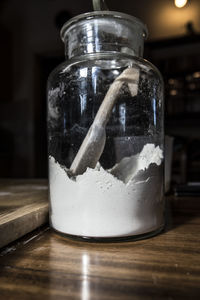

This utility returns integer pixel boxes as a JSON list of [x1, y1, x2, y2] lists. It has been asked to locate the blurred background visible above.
[[0, 0, 200, 189]]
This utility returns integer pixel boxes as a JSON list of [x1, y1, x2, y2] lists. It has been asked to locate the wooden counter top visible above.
[[0, 179, 48, 248], [0, 183, 200, 299]]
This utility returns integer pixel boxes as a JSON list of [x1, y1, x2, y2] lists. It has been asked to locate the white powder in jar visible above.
[[49, 143, 164, 238]]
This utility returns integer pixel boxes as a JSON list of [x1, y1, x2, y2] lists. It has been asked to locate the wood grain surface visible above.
[[0, 194, 200, 299], [0, 180, 48, 248]]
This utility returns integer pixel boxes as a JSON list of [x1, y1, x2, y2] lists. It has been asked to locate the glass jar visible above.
[[47, 11, 164, 241]]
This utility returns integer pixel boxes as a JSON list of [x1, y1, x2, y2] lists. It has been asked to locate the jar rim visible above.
[[60, 11, 148, 42]]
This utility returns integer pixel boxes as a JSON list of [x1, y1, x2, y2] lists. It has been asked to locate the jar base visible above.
[[51, 223, 165, 243]]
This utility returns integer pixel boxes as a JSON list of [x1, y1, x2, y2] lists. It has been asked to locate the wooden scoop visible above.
[[70, 67, 139, 176], [92, 0, 108, 10]]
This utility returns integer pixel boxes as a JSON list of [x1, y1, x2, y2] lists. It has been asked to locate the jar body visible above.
[[47, 51, 164, 240]]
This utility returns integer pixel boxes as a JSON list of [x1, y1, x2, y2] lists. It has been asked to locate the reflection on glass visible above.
[[80, 94, 87, 115], [153, 98, 156, 126], [119, 103, 126, 132], [92, 67, 97, 94]]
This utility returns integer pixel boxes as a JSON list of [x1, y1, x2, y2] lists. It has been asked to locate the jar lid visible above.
[[60, 11, 148, 42]]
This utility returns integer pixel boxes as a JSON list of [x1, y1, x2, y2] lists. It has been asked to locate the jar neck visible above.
[[61, 11, 147, 60]]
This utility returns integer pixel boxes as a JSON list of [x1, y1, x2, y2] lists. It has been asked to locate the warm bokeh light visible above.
[[175, 0, 188, 8], [193, 71, 200, 79]]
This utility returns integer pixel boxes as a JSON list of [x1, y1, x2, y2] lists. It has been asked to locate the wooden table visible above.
[[0, 179, 48, 248], [0, 182, 200, 299]]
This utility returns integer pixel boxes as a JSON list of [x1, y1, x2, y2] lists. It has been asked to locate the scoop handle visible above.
[[92, 0, 109, 11], [70, 67, 139, 176], [94, 68, 139, 127]]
